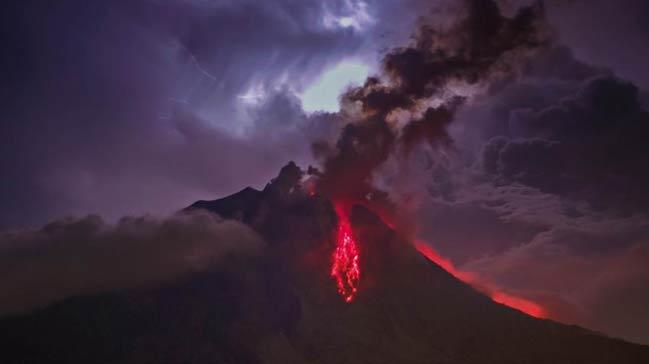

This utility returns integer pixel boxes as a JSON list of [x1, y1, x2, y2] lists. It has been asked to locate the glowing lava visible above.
[[324, 199, 545, 316], [414, 241, 546, 318], [491, 291, 545, 319], [331, 203, 361, 303]]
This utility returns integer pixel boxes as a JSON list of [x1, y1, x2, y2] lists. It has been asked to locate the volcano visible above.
[[2, 162, 648, 364]]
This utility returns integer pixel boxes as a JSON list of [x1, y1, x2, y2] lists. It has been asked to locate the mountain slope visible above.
[[2, 162, 648, 364]]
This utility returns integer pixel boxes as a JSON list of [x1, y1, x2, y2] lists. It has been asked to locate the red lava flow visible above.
[[326, 199, 545, 317], [414, 241, 546, 318], [331, 203, 361, 303]]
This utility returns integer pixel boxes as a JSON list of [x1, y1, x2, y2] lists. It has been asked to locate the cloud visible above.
[[2, 0, 648, 347], [0, 210, 264, 316], [463, 218, 649, 344], [406, 46, 649, 343], [480, 75, 649, 211], [411, 163, 649, 344], [547, 0, 649, 88], [314, 0, 548, 204], [0, 0, 369, 228]]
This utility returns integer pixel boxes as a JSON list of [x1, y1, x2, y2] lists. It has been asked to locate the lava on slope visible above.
[[414, 241, 546, 318], [331, 203, 361, 303], [323, 196, 546, 317]]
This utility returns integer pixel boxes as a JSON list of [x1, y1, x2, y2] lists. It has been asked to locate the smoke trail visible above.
[[313, 0, 548, 204]]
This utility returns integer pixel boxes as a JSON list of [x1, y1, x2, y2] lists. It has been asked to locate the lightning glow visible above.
[[322, 0, 373, 31]]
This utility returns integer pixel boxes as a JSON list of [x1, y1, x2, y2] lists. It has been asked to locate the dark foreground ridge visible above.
[[2, 162, 649, 364]]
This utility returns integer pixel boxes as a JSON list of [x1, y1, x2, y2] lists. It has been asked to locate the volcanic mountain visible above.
[[2, 162, 649, 364]]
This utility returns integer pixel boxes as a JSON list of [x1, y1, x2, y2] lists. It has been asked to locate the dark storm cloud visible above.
[[547, 0, 649, 88], [315, 0, 548, 203], [481, 75, 649, 211], [444, 45, 609, 150], [0, 210, 264, 316], [387, 4, 649, 343], [0, 0, 365, 229], [407, 38, 649, 344]]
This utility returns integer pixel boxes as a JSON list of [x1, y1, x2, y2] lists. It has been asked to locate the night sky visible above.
[[2, 0, 649, 345]]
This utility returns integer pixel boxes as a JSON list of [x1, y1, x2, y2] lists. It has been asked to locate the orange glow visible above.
[[490, 291, 545, 319], [414, 241, 478, 284], [331, 203, 361, 303], [415, 240, 546, 319]]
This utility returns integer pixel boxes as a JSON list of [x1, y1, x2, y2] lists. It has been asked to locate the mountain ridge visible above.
[[2, 162, 648, 363]]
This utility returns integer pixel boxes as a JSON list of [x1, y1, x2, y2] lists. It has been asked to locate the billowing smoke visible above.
[[305, 0, 555, 314], [313, 0, 548, 206], [0, 210, 264, 315]]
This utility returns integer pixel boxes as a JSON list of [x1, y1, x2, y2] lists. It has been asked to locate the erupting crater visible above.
[[331, 203, 361, 303]]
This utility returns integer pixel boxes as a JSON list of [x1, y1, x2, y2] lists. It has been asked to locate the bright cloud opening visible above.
[[299, 60, 370, 112], [323, 0, 373, 31]]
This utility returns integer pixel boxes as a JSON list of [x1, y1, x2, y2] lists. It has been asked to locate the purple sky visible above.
[[1, 0, 649, 345]]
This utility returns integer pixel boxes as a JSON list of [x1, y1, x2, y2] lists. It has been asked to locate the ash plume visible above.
[[313, 0, 549, 205]]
